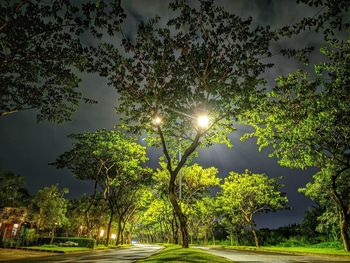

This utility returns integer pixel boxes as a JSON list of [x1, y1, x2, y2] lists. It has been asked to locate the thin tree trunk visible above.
[[50, 227, 55, 245], [251, 228, 259, 247], [116, 217, 122, 245], [106, 208, 114, 245], [121, 218, 127, 244]]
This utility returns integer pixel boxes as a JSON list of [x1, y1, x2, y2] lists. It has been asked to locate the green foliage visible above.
[[58, 241, 79, 247], [279, 0, 350, 39], [97, 0, 276, 167], [243, 39, 350, 250], [54, 129, 149, 184], [29, 185, 69, 231], [310, 241, 343, 249], [36, 237, 96, 248], [54, 129, 151, 244], [0, 171, 30, 208], [66, 194, 108, 238], [0, 0, 124, 122], [219, 170, 288, 246]]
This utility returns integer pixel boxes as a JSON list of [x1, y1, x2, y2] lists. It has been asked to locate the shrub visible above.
[[36, 237, 96, 248], [310, 241, 343, 249], [58, 241, 79, 247], [276, 238, 306, 247]]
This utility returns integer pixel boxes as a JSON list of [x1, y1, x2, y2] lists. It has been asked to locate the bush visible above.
[[58, 241, 79, 247], [36, 237, 96, 248], [276, 238, 306, 247], [310, 241, 343, 249], [1, 238, 19, 248]]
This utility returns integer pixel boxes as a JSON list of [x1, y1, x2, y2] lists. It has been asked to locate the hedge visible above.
[[36, 237, 96, 248]]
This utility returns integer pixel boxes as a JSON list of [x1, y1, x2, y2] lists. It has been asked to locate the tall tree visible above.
[[97, 0, 276, 247], [30, 185, 69, 244], [53, 129, 151, 245], [219, 170, 288, 247], [0, 171, 30, 208], [66, 194, 109, 238], [244, 39, 350, 250], [0, 0, 124, 122]]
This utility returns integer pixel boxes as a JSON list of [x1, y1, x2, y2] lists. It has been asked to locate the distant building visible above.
[[0, 207, 28, 240]]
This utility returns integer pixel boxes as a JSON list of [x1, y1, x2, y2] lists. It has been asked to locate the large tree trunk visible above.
[[169, 182, 189, 248], [339, 209, 350, 251], [331, 170, 350, 252], [157, 126, 201, 248]]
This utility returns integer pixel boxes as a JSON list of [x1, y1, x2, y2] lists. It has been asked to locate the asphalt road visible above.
[[10, 244, 163, 263], [196, 246, 350, 263]]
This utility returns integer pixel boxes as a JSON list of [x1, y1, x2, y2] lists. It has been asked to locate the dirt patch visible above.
[[0, 248, 58, 262]]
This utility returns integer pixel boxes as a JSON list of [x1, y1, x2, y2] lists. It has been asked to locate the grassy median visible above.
[[217, 245, 350, 257], [138, 245, 231, 263]]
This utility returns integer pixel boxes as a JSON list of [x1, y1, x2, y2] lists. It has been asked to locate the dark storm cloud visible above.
[[0, 0, 324, 228]]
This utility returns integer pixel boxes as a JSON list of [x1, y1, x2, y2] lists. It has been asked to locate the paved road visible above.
[[195, 246, 350, 263], [11, 244, 163, 263]]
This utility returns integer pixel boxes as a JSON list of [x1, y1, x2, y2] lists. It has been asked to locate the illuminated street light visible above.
[[152, 116, 162, 126], [111, 233, 116, 239], [197, 115, 209, 129], [99, 229, 104, 237]]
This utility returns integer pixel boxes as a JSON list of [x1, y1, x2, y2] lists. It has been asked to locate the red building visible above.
[[0, 207, 27, 240]]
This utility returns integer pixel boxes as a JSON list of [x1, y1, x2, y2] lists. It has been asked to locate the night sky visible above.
[[0, 0, 323, 229]]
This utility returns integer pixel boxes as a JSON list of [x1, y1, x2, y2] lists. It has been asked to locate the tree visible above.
[[154, 163, 220, 243], [219, 170, 288, 247], [244, 39, 350, 250], [187, 197, 218, 245], [0, 171, 30, 208], [300, 166, 350, 246], [97, 0, 276, 247], [30, 185, 69, 244], [66, 194, 109, 238], [53, 129, 151, 245], [0, 0, 124, 122]]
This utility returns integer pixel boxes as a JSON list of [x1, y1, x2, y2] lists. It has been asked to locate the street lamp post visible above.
[[153, 112, 209, 199], [179, 142, 182, 200]]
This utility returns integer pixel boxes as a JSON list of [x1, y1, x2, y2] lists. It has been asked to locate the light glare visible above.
[[153, 116, 162, 126], [197, 115, 209, 129]]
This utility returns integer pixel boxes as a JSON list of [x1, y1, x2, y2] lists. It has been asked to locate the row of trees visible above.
[[1, 0, 349, 251], [1, 163, 287, 248]]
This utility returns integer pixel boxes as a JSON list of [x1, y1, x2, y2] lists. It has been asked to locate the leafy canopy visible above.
[[0, 0, 124, 122]]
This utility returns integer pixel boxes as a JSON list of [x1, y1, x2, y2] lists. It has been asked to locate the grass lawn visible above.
[[138, 245, 232, 263], [218, 245, 350, 257], [24, 245, 91, 253], [95, 244, 132, 250], [24, 244, 132, 253]]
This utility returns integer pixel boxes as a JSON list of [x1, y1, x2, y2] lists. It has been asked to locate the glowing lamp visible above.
[[197, 115, 209, 129]]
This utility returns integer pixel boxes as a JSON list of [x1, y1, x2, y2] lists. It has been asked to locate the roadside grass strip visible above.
[[139, 245, 232, 263], [217, 245, 350, 257], [24, 245, 91, 253]]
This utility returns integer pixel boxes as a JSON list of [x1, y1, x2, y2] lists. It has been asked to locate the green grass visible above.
[[138, 245, 232, 263], [217, 245, 350, 256], [95, 244, 132, 250], [24, 245, 91, 253], [24, 244, 132, 253]]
